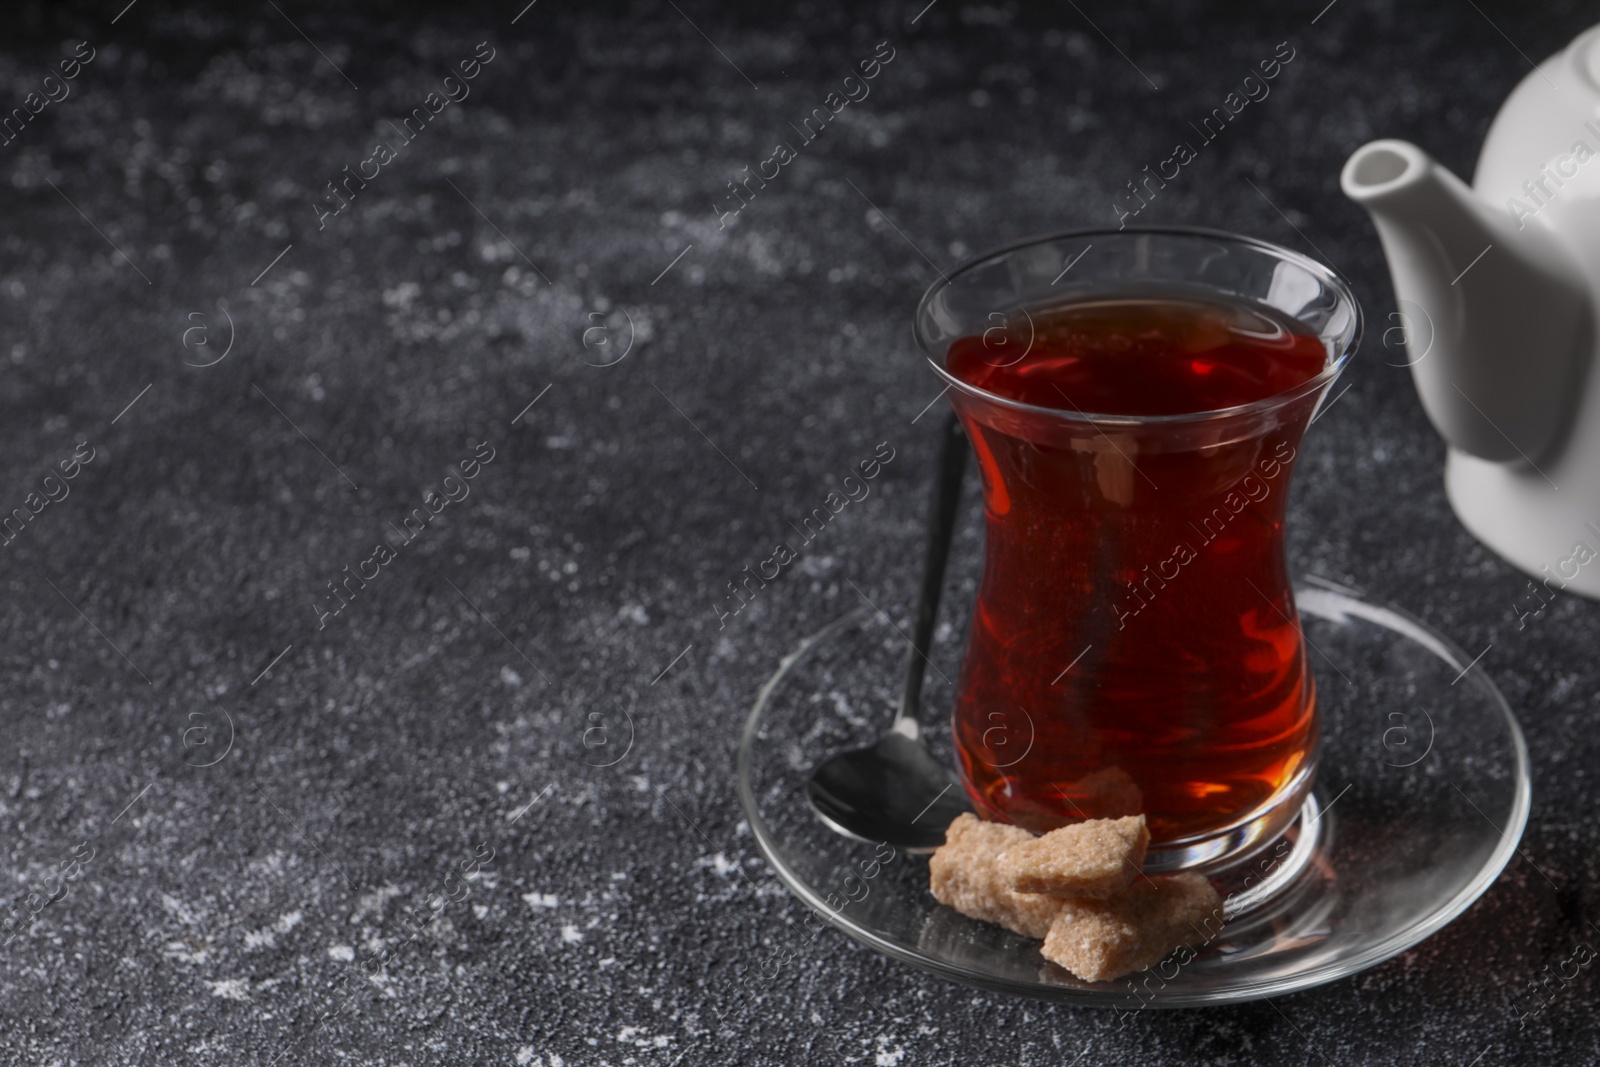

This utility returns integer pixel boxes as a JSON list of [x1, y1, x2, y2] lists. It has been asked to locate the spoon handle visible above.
[[896, 411, 968, 733]]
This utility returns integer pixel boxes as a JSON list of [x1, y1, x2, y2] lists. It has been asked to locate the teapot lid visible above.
[[1474, 23, 1600, 199], [1571, 25, 1600, 96]]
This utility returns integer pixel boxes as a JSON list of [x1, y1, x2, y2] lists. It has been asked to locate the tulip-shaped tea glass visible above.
[[915, 228, 1361, 872]]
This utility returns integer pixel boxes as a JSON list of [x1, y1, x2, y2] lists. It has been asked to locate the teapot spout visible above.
[[1341, 139, 1592, 464]]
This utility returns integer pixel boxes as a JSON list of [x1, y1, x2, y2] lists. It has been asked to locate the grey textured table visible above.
[[0, 1, 1595, 1063]]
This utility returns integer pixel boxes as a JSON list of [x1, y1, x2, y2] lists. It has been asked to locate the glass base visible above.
[[736, 577, 1530, 1004], [1144, 752, 1318, 878]]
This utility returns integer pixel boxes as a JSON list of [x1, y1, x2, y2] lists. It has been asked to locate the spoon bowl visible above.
[[808, 728, 969, 852]]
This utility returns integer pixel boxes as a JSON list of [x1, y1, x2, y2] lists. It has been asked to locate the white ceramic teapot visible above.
[[1341, 24, 1600, 598]]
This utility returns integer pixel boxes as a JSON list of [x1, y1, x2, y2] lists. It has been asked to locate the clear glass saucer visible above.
[[736, 577, 1531, 1006]]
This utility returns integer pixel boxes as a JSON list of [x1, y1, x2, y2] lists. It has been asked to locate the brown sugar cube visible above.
[[1040, 872, 1224, 983], [1068, 766, 1144, 819], [929, 813, 1063, 939], [1000, 815, 1149, 899]]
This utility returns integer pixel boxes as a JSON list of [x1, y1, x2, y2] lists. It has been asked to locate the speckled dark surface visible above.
[[0, 0, 1596, 1063]]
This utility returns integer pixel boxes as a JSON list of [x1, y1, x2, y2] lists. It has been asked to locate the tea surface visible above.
[[948, 292, 1328, 416]]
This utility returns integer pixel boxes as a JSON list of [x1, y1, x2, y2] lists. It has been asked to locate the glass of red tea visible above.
[[914, 228, 1361, 872]]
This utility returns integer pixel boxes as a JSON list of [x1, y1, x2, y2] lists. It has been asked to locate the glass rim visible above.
[[912, 224, 1364, 428]]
